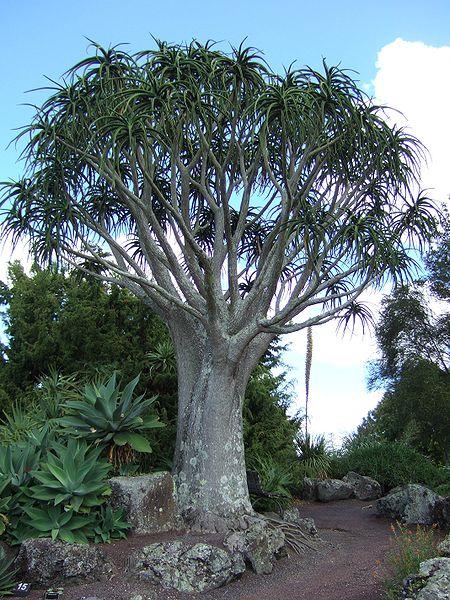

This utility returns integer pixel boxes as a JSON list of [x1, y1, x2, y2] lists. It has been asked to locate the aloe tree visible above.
[[0, 40, 439, 531]]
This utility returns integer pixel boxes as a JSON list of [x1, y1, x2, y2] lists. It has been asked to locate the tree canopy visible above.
[[0, 41, 438, 337]]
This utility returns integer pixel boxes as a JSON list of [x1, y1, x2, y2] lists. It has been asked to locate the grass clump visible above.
[[384, 522, 439, 599]]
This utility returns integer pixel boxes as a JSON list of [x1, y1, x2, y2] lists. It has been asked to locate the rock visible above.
[[128, 541, 245, 592], [15, 538, 112, 585], [301, 477, 318, 501], [376, 484, 449, 527], [108, 472, 180, 534], [402, 557, 450, 599], [343, 471, 382, 500], [282, 508, 318, 535], [438, 533, 450, 557], [224, 519, 285, 574], [316, 479, 354, 502]]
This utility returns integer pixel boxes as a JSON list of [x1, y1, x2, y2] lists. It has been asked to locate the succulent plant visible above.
[[30, 438, 110, 511], [58, 373, 164, 459], [22, 504, 93, 543], [91, 506, 131, 543], [0, 443, 41, 490]]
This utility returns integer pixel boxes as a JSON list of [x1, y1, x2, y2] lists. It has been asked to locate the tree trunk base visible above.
[[182, 507, 258, 533]]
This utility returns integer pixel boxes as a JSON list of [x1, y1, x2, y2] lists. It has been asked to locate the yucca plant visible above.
[[147, 341, 176, 377], [0, 402, 43, 446], [296, 433, 331, 479], [0, 546, 17, 596], [36, 368, 82, 421], [30, 438, 110, 511], [91, 506, 131, 543], [248, 454, 293, 511], [22, 505, 93, 544], [58, 373, 164, 466]]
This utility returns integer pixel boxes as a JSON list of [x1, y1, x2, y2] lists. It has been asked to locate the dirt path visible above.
[[209, 499, 392, 600], [26, 499, 394, 600]]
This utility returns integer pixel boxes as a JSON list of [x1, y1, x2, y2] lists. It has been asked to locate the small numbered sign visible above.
[[12, 582, 31, 597]]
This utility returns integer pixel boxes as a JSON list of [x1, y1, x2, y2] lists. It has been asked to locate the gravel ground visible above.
[[24, 499, 399, 600]]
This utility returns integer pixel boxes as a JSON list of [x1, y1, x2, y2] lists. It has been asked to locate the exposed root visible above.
[[262, 514, 323, 555]]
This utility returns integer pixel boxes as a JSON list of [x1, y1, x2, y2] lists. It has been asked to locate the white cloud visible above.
[[374, 38, 450, 205], [0, 237, 32, 283], [286, 39, 450, 444]]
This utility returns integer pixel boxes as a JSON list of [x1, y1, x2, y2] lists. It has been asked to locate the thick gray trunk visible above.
[[172, 337, 254, 532]]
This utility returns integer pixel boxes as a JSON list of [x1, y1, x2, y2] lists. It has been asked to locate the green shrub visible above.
[[330, 440, 450, 493], [384, 522, 439, 599]]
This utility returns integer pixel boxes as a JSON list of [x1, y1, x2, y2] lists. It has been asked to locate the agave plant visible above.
[[0, 546, 17, 596], [91, 506, 131, 543], [58, 373, 164, 464], [30, 438, 110, 511], [0, 443, 41, 490], [22, 505, 93, 544]]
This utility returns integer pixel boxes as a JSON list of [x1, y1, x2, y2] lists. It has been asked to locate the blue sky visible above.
[[1, 0, 449, 442]]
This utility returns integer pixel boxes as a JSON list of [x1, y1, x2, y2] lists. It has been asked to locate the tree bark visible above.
[[171, 332, 256, 532]]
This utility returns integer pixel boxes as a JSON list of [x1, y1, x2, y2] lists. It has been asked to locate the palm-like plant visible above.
[[58, 373, 164, 465], [30, 438, 110, 511]]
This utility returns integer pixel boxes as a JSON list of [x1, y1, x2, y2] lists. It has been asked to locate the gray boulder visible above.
[[316, 479, 354, 502], [128, 541, 245, 592], [108, 472, 180, 534], [282, 507, 318, 535], [343, 471, 382, 500], [402, 557, 450, 599], [224, 519, 285, 574], [376, 484, 449, 527], [438, 533, 450, 557], [15, 538, 112, 585], [301, 477, 318, 501]]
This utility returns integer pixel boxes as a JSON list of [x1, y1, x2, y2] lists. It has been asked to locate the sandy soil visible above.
[[23, 499, 401, 600]]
